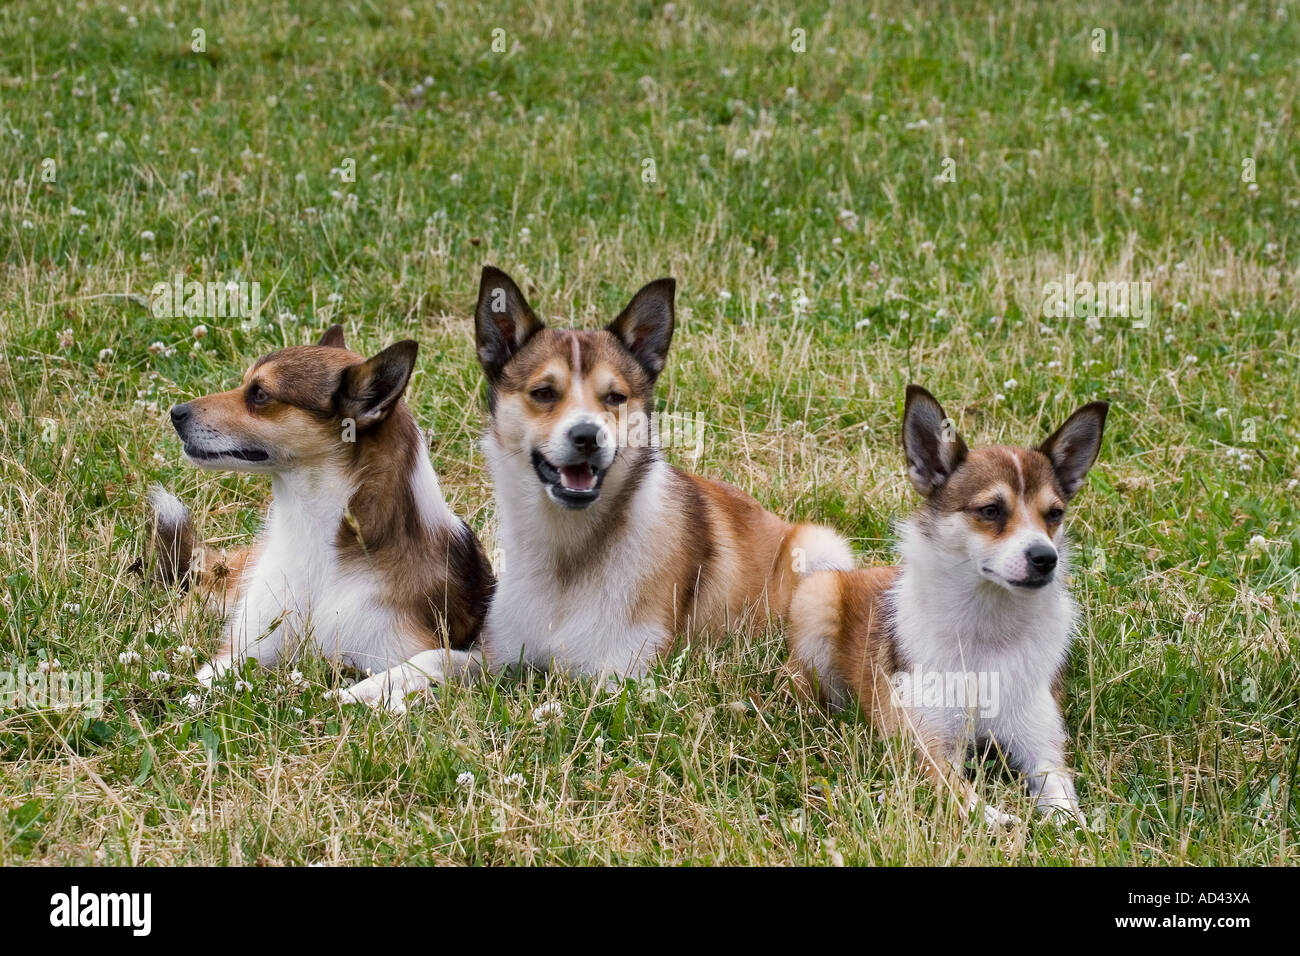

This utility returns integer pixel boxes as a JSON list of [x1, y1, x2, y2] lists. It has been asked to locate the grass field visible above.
[[1, 0, 1297, 865]]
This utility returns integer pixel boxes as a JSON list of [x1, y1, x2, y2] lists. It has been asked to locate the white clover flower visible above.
[[1248, 535, 1268, 556], [181, 692, 202, 710], [58, 328, 75, 348], [288, 669, 306, 687], [532, 700, 562, 724], [172, 644, 194, 663], [503, 772, 526, 788], [118, 650, 141, 666], [234, 679, 252, 693], [140, 230, 155, 242], [1003, 378, 1018, 389], [192, 324, 207, 339], [456, 771, 475, 789], [150, 670, 171, 683]]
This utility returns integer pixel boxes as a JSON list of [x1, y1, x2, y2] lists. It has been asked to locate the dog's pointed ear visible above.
[[318, 324, 346, 349], [337, 340, 418, 428], [607, 278, 675, 382], [902, 385, 968, 497], [475, 266, 544, 382], [1038, 402, 1109, 500]]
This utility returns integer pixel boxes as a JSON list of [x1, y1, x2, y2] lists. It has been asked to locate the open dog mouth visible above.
[[532, 450, 606, 509], [184, 444, 270, 463]]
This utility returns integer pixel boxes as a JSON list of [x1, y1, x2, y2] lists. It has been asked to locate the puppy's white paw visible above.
[[982, 803, 1022, 828], [195, 656, 231, 689], [1033, 771, 1085, 827], [1035, 794, 1086, 827], [329, 669, 427, 714]]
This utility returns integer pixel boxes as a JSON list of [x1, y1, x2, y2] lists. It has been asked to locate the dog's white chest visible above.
[[484, 572, 666, 678], [225, 481, 412, 672], [893, 577, 1075, 745]]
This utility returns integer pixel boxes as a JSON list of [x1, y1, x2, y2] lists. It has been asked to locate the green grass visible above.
[[1, 0, 1297, 864]]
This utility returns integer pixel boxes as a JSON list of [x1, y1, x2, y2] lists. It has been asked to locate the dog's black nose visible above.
[[568, 421, 602, 456], [1026, 543, 1058, 574], [169, 403, 191, 430]]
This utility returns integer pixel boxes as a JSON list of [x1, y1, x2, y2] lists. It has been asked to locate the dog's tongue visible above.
[[560, 464, 596, 491]]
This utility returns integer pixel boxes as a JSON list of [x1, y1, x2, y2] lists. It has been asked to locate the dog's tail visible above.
[[784, 523, 855, 575], [148, 485, 195, 588], [771, 522, 854, 619]]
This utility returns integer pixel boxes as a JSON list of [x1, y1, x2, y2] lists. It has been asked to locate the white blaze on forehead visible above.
[[570, 331, 583, 390], [1003, 447, 1025, 495]]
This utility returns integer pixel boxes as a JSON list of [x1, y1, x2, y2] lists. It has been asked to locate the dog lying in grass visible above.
[[150, 325, 494, 691], [786, 386, 1107, 826], [336, 267, 853, 710]]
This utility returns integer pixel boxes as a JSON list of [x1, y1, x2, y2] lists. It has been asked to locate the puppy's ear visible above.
[[1038, 402, 1109, 500], [607, 278, 675, 382], [475, 266, 545, 382], [902, 385, 968, 497], [337, 341, 418, 429], [318, 324, 346, 349]]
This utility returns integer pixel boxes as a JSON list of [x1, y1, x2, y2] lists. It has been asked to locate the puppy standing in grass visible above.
[[150, 326, 494, 689], [339, 267, 853, 709], [787, 386, 1108, 825]]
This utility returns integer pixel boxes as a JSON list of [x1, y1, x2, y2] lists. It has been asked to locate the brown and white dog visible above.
[[787, 386, 1107, 826], [338, 267, 853, 709], [150, 325, 494, 690]]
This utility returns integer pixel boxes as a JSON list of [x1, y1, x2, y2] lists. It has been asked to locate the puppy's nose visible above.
[[568, 421, 602, 456], [169, 403, 192, 431], [1026, 543, 1057, 574]]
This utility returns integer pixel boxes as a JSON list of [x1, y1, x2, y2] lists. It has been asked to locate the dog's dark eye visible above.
[[529, 385, 557, 403], [977, 503, 1003, 521], [247, 384, 270, 407], [1045, 507, 1065, 522], [605, 391, 627, 406]]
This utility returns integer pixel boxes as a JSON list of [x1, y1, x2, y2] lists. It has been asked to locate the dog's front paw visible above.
[[194, 655, 232, 689], [1033, 771, 1086, 827], [982, 803, 1022, 828], [1035, 794, 1086, 827], [329, 671, 418, 714]]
